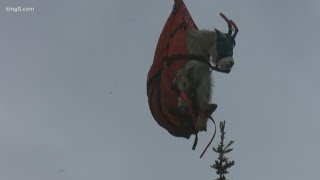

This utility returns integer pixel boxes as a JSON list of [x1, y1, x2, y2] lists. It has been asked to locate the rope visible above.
[[199, 116, 216, 158]]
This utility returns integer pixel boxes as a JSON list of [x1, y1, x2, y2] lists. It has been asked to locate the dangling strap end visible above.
[[192, 133, 198, 150], [199, 116, 216, 158]]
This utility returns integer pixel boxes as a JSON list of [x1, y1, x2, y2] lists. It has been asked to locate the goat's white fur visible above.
[[173, 29, 233, 130]]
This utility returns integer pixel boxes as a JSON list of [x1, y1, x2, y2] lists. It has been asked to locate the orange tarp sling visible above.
[[147, 1, 199, 138]]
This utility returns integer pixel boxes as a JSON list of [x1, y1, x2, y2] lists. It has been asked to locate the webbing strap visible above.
[[192, 133, 198, 150], [200, 116, 217, 158], [164, 54, 231, 73]]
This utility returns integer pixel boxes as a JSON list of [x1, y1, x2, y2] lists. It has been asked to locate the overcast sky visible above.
[[0, 0, 319, 180]]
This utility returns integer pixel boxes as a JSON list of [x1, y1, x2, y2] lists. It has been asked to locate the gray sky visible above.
[[0, 0, 319, 179]]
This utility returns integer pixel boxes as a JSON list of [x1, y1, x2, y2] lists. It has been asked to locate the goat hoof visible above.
[[206, 103, 217, 116]]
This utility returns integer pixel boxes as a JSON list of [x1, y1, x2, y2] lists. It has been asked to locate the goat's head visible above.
[[211, 13, 238, 73]]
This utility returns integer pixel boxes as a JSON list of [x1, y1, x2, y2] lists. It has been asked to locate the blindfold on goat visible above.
[[214, 13, 238, 72]]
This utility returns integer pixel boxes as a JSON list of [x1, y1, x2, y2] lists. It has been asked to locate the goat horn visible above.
[[219, 13, 238, 39], [219, 13, 232, 36], [229, 20, 238, 39]]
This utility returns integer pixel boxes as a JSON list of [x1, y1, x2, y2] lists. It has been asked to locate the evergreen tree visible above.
[[211, 121, 235, 180]]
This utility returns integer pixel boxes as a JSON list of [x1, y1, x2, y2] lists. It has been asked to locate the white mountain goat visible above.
[[173, 14, 238, 131]]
